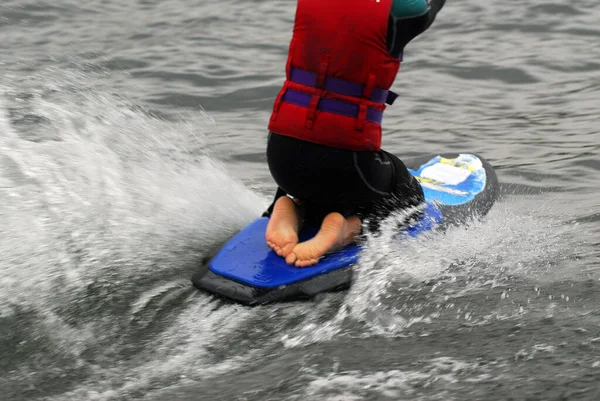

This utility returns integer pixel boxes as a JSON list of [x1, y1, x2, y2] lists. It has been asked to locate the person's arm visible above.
[[387, 0, 446, 58]]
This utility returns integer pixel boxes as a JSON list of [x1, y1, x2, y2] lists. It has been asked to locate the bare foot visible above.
[[265, 196, 299, 258], [286, 213, 361, 267]]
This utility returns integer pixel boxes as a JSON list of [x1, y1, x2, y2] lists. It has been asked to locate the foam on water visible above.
[[0, 70, 265, 304], [301, 356, 496, 401], [279, 194, 590, 348], [0, 70, 269, 399]]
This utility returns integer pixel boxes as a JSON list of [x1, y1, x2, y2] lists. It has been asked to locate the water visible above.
[[0, 0, 599, 400]]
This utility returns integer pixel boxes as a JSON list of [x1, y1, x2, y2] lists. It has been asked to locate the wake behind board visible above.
[[192, 153, 498, 305]]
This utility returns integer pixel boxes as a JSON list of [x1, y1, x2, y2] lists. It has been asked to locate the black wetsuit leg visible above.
[[263, 133, 424, 228]]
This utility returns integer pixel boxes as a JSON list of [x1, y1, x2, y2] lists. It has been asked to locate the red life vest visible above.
[[268, 0, 401, 152]]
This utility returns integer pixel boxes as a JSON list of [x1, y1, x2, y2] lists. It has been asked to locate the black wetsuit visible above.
[[265, 0, 446, 228]]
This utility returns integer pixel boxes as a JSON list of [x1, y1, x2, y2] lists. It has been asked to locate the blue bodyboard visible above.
[[192, 153, 498, 304]]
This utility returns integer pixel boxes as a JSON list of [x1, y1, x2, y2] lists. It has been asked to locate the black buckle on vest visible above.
[[386, 91, 398, 105]]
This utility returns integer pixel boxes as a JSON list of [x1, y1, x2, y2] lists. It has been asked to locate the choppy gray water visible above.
[[0, 0, 599, 400]]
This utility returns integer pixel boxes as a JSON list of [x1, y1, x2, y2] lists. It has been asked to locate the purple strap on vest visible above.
[[282, 89, 383, 125], [290, 68, 398, 106]]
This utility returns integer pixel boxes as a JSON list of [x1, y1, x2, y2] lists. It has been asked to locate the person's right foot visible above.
[[265, 196, 299, 258], [286, 213, 361, 267]]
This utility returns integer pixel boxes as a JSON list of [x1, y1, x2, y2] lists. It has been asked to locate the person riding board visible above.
[[264, 0, 446, 267]]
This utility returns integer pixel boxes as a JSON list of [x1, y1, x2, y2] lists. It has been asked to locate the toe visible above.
[[285, 252, 297, 265]]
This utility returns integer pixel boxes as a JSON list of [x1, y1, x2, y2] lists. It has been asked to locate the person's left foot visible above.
[[265, 196, 299, 258]]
